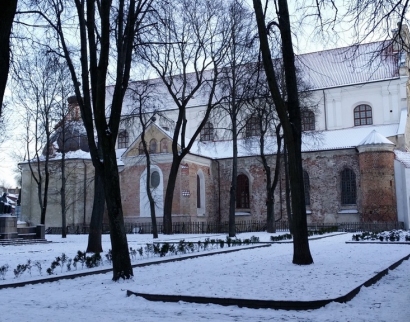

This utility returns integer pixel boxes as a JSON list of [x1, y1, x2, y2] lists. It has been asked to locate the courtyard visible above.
[[0, 232, 409, 321]]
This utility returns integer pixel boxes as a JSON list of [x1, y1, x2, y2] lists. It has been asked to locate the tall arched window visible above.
[[341, 168, 356, 205], [197, 175, 201, 208], [301, 110, 315, 131], [303, 170, 311, 206], [160, 138, 168, 153], [245, 116, 260, 137], [354, 104, 372, 126], [149, 139, 157, 154], [118, 130, 129, 148], [236, 174, 250, 209], [200, 122, 214, 141]]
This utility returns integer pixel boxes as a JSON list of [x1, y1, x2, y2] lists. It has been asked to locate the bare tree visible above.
[[0, 0, 18, 116], [25, 0, 155, 280], [219, 0, 260, 238], [15, 53, 64, 225], [138, 0, 226, 234], [127, 80, 162, 239], [253, 0, 313, 265]]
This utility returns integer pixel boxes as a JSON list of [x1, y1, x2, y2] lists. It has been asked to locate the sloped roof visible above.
[[110, 41, 401, 115], [395, 150, 410, 168], [191, 124, 400, 159], [358, 130, 395, 146], [297, 41, 400, 90]]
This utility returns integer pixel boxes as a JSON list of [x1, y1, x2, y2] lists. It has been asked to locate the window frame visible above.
[[236, 174, 250, 209], [354, 104, 373, 126], [200, 122, 214, 142], [245, 116, 260, 138], [341, 168, 356, 205], [301, 110, 315, 131], [118, 130, 129, 149]]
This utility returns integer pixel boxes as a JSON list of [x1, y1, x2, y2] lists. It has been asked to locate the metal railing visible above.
[[45, 220, 405, 235]]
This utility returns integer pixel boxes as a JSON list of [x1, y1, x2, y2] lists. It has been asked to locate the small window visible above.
[[245, 117, 260, 137], [150, 170, 160, 188], [303, 170, 311, 206], [236, 174, 250, 209], [160, 138, 168, 153], [354, 104, 372, 126], [118, 130, 129, 148], [301, 110, 315, 131], [341, 168, 356, 205], [149, 139, 157, 154], [200, 122, 214, 141]]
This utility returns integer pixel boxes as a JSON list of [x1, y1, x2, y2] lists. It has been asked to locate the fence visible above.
[[45, 220, 405, 235]]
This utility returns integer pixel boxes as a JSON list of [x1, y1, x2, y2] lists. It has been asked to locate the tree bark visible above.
[[253, 0, 313, 264], [86, 166, 104, 253], [0, 0, 17, 115]]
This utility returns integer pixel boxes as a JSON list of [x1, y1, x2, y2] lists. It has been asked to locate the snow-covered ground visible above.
[[1, 232, 409, 321]]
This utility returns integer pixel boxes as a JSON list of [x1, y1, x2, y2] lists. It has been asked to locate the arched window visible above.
[[118, 130, 129, 148], [245, 116, 260, 137], [149, 139, 157, 154], [138, 141, 145, 155], [301, 110, 315, 131], [303, 170, 311, 206], [341, 168, 356, 205], [236, 174, 250, 209], [160, 138, 168, 153], [200, 122, 214, 141], [354, 104, 372, 126], [150, 170, 160, 188]]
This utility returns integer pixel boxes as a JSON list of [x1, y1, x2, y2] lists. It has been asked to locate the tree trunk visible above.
[[86, 166, 104, 253], [61, 152, 66, 238], [163, 160, 180, 234], [253, 0, 313, 264], [102, 147, 133, 280], [0, 0, 17, 113], [284, 144, 293, 233], [228, 120, 238, 238]]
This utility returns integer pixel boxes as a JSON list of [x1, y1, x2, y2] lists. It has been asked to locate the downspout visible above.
[[82, 159, 87, 227], [323, 89, 328, 131]]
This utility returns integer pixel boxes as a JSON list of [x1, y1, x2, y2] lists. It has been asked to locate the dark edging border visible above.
[[126, 253, 410, 311], [271, 232, 347, 244], [0, 244, 270, 290], [346, 241, 410, 245]]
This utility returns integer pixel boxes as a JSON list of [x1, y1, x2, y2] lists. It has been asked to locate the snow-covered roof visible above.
[[190, 124, 400, 159], [358, 130, 394, 146], [111, 42, 401, 115], [395, 150, 410, 168], [298, 42, 400, 90]]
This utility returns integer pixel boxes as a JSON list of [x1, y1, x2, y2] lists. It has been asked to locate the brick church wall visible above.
[[215, 149, 363, 224]]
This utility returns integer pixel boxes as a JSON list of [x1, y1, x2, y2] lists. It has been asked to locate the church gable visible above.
[[123, 123, 176, 157]]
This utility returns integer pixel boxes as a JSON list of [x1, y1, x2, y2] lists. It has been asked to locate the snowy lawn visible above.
[[0, 232, 409, 321]]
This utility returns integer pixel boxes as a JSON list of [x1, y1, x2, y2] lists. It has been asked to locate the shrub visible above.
[[85, 253, 102, 268], [0, 264, 9, 280]]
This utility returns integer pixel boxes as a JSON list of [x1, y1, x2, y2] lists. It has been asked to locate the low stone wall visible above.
[[0, 215, 18, 239]]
